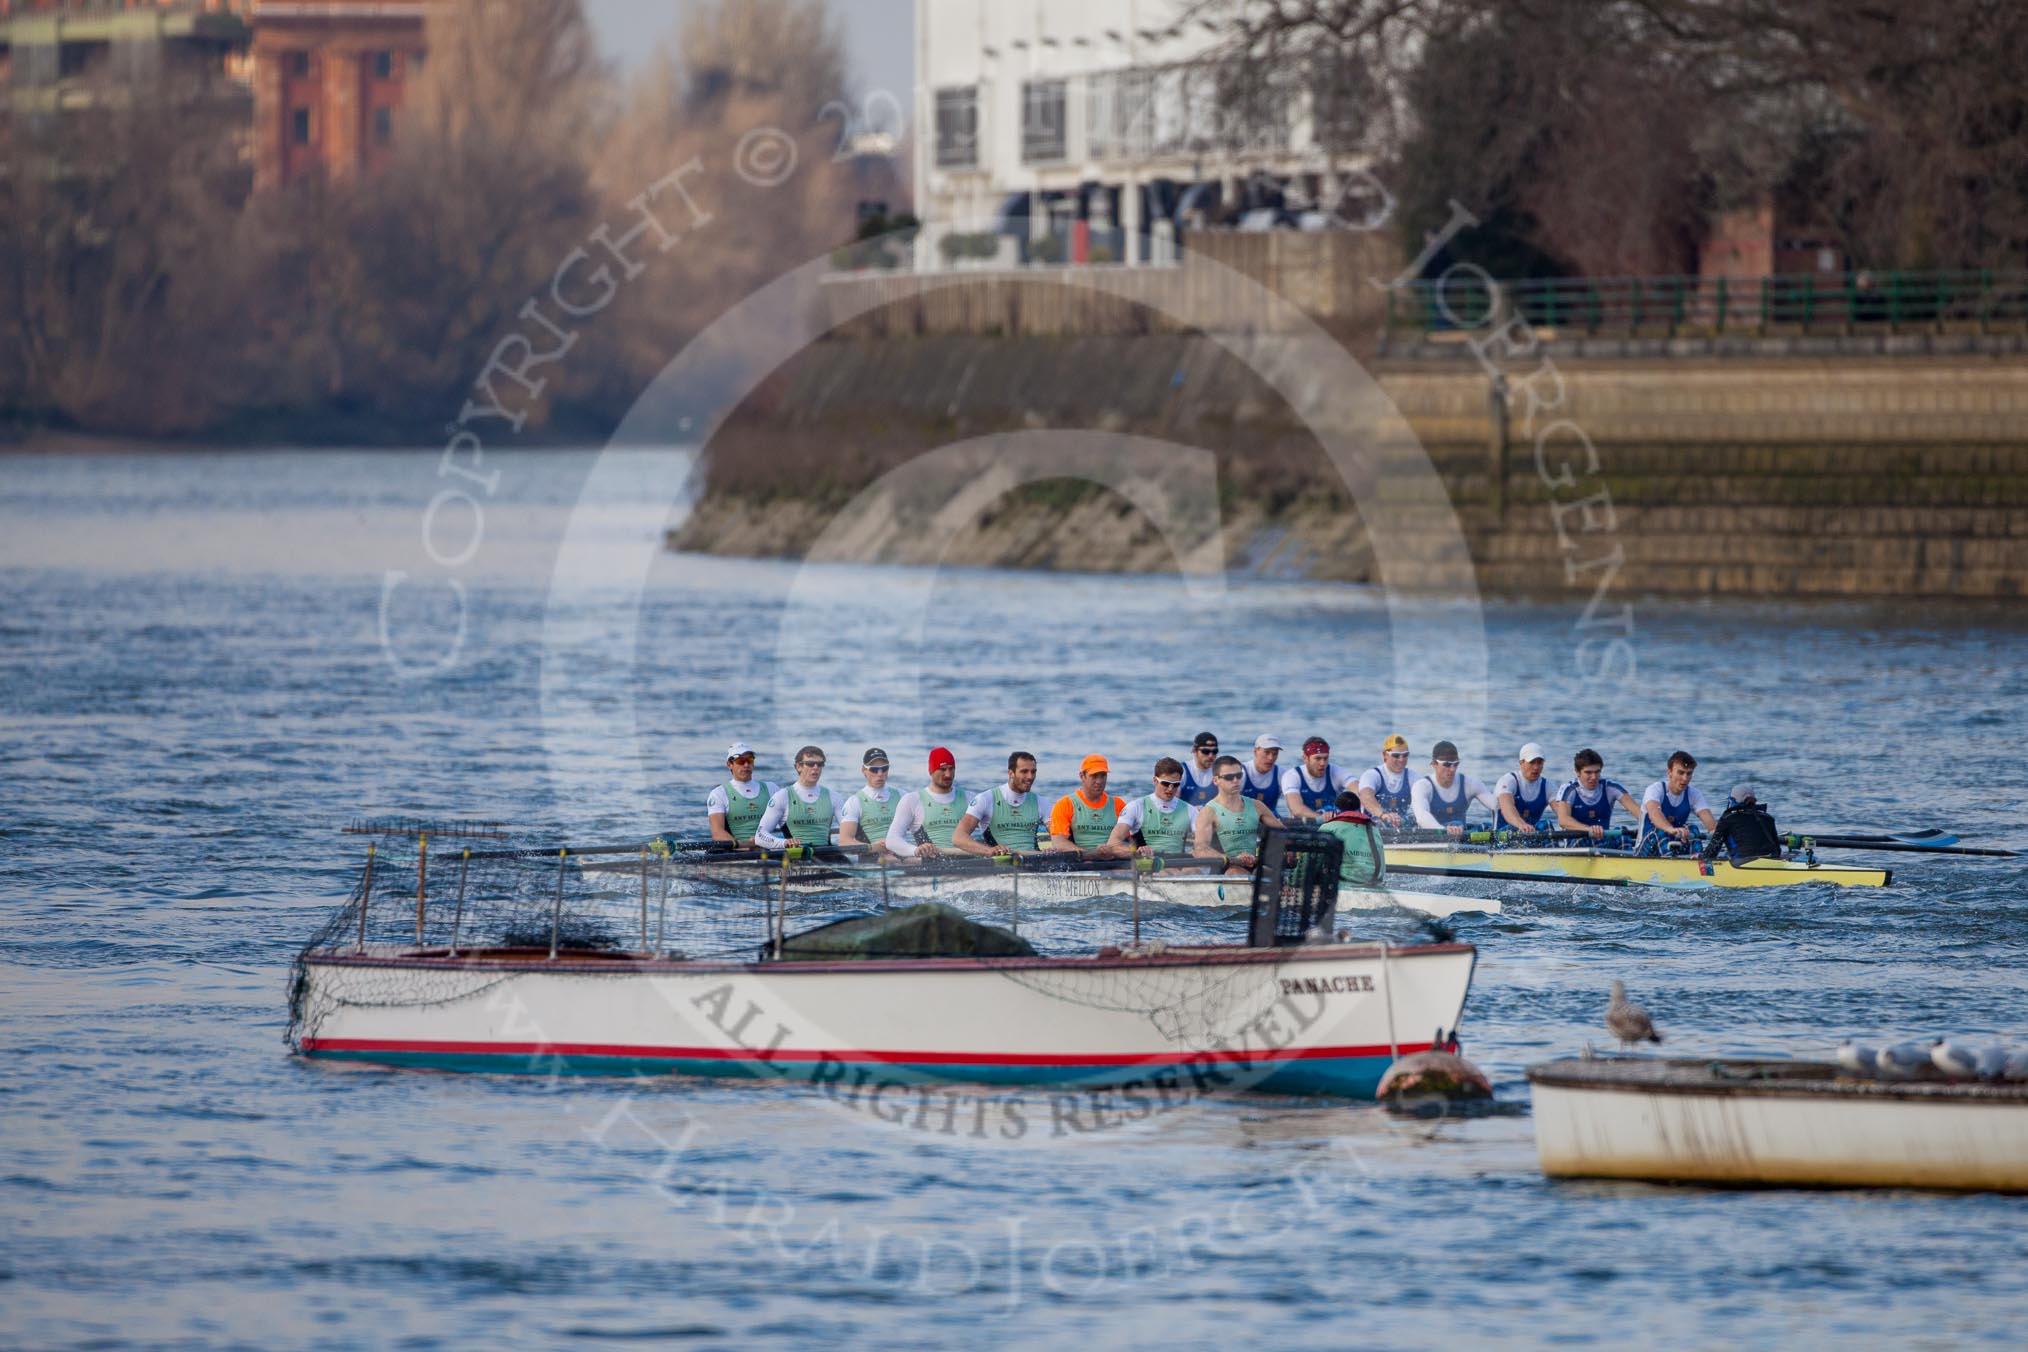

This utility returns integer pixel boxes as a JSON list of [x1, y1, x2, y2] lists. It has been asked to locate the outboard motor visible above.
[[1248, 826, 1342, 947]]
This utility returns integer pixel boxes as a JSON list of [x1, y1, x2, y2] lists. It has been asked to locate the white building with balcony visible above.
[[911, 0, 1373, 269]]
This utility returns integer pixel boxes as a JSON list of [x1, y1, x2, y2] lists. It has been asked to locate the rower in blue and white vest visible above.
[[1493, 742, 1555, 835], [752, 744, 839, 849], [883, 746, 967, 864], [837, 747, 900, 856], [1280, 735, 1357, 821], [1179, 732, 1221, 806], [1105, 756, 1201, 859], [705, 740, 780, 847], [1637, 749, 1719, 854], [952, 751, 1044, 856], [1550, 747, 1642, 840], [1356, 733, 1417, 828], [1239, 734, 1286, 813], [1411, 740, 1497, 837]]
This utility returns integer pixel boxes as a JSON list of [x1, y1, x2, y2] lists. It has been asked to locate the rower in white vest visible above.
[[1412, 740, 1497, 836], [1494, 742, 1554, 834], [952, 751, 1043, 856], [705, 740, 780, 847], [752, 744, 839, 849], [837, 746, 900, 856], [1357, 733, 1417, 828], [884, 746, 969, 863], [1105, 756, 1201, 860], [1637, 749, 1719, 852], [1280, 735, 1357, 821]]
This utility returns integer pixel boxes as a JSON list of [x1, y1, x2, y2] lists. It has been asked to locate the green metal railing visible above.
[[1386, 269, 2028, 337]]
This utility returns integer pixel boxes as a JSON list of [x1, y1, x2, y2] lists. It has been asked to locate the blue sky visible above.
[[582, 0, 915, 103]]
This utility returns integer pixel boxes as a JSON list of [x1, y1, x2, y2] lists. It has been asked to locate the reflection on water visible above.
[[3, 449, 2027, 1347]]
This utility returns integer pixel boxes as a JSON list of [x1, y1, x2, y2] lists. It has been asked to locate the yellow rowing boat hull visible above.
[[1384, 846, 1890, 889]]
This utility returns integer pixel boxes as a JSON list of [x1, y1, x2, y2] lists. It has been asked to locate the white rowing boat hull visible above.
[[294, 941, 1478, 1098], [1530, 1056, 2028, 1191]]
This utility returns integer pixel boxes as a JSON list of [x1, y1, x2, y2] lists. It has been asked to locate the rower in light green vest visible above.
[[1048, 753, 1130, 857], [707, 739, 779, 846], [838, 747, 900, 855], [1103, 757, 1199, 859], [1192, 754, 1288, 874], [1317, 791, 1387, 888], [754, 744, 840, 850], [954, 752, 1043, 856]]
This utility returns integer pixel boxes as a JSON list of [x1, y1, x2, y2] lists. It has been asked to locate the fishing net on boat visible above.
[[984, 953, 1287, 1048]]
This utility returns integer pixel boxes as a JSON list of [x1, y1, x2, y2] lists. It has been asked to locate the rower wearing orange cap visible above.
[[1048, 754, 1131, 857]]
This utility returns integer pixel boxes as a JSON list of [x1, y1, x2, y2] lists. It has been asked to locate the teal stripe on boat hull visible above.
[[303, 1048, 1397, 1097]]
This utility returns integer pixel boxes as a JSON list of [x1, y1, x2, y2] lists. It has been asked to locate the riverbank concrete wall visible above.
[[671, 332, 2028, 599]]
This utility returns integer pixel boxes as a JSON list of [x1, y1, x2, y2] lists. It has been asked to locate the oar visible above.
[[1385, 863, 1632, 887], [1785, 833, 2016, 858], [1790, 827, 1959, 847], [1382, 828, 1603, 847]]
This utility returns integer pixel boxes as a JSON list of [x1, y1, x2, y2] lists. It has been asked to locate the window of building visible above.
[[933, 85, 978, 168], [1021, 79, 1067, 163], [285, 50, 310, 78], [373, 105, 392, 145], [371, 50, 393, 79], [291, 106, 312, 145]]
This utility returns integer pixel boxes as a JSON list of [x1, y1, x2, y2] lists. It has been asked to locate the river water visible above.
[[4, 448, 2026, 1348]]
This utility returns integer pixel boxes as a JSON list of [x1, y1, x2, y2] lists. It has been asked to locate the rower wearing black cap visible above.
[[838, 747, 901, 856], [1180, 732, 1221, 806]]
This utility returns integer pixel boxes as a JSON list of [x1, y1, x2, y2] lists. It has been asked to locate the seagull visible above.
[[1835, 1041, 1878, 1076], [2003, 1050, 2028, 1083], [1975, 1045, 2009, 1081], [1874, 1041, 1936, 1079], [1605, 980, 1662, 1048], [1932, 1040, 1981, 1078]]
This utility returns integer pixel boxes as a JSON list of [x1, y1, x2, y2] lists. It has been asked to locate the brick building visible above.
[[250, 0, 429, 190]]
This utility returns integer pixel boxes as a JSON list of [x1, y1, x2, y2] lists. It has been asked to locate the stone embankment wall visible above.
[[675, 293, 2028, 599]]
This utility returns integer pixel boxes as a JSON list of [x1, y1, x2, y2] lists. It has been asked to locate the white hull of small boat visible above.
[[294, 940, 1477, 1098], [1530, 1056, 2028, 1192]]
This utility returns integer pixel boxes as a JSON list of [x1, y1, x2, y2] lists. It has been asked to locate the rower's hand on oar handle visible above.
[[1587, 824, 1606, 841], [1446, 824, 1465, 839]]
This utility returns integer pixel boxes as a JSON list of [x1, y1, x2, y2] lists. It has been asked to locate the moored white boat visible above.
[[1530, 1055, 2028, 1191], [293, 939, 1477, 1097]]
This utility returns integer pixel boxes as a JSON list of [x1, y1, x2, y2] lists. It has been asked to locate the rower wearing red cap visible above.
[[1048, 754, 1131, 857], [884, 747, 969, 862], [1279, 735, 1356, 821]]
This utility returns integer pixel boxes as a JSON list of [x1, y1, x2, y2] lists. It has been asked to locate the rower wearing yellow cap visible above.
[[1048, 754, 1130, 857], [1357, 734, 1416, 828]]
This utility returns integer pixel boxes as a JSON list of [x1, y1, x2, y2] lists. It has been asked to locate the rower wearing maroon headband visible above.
[[1279, 734, 1356, 821]]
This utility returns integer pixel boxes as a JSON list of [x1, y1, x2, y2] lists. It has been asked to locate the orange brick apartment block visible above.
[[251, 0, 428, 189]]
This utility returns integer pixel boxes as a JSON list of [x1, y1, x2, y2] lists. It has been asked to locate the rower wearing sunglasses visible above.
[[1179, 733, 1221, 806], [752, 744, 840, 849], [1193, 753, 1287, 873], [837, 747, 900, 856], [1105, 757, 1201, 860], [1279, 735, 1357, 821], [1411, 740, 1497, 837], [1357, 733, 1417, 828], [705, 740, 780, 847]]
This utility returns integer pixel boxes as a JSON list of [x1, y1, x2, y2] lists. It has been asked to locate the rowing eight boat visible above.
[[1381, 844, 1890, 889]]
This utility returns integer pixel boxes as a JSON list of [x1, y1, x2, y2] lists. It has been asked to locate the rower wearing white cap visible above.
[[752, 744, 840, 849], [1239, 735, 1286, 814], [706, 740, 779, 847], [837, 747, 900, 856], [1357, 733, 1416, 828], [1411, 740, 1497, 837], [1494, 743, 1554, 834], [1551, 748, 1641, 840], [1280, 735, 1356, 821], [884, 746, 967, 863]]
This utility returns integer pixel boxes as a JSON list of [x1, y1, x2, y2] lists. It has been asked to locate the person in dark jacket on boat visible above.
[[1700, 784, 1783, 865]]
